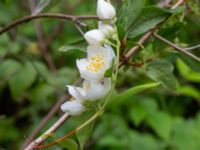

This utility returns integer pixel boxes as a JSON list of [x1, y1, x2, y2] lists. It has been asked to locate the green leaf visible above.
[[29, 83, 54, 102], [176, 59, 200, 82], [76, 112, 95, 150], [59, 38, 86, 53], [144, 59, 177, 90], [127, 6, 171, 38], [8, 61, 37, 100], [146, 111, 172, 140], [111, 82, 160, 107], [129, 131, 164, 150], [0, 59, 21, 81], [117, 0, 145, 32], [60, 138, 78, 150], [177, 85, 200, 101], [178, 54, 200, 72], [129, 103, 148, 126]]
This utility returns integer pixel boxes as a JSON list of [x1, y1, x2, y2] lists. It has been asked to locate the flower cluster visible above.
[[61, 0, 117, 116]]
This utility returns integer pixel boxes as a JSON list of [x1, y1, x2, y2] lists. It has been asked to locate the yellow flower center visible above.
[[86, 54, 105, 72]]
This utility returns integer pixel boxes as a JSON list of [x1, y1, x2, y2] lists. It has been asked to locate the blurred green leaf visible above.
[[0, 117, 20, 141], [60, 138, 78, 150], [76, 112, 95, 150], [29, 83, 54, 102], [8, 61, 37, 100], [59, 38, 86, 53], [129, 102, 148, 126], [170, 118, 200, 150], [176, 59, 200, 82], [146, 112, 172, 140], [128, 131, 164, 150], [0, 59, 21, 81], [177, 85, 200, 101], [144, 59, 177, 90], [111, 82, 160, 106]]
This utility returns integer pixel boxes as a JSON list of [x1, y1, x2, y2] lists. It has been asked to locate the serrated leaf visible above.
[[145, 59, 177, 90], [110, 82, 160, 107], [127, 6, 171, 38], [59, 38, 87, 53]]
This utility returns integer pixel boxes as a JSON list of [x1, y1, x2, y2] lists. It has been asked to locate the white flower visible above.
[[84, 29, 105, 46], [98, 21, 115, 37], [61, 85, 86, 115], [76, 45, 115, 82], [97, 0, 116, 20], [83, 78, 111, 100], [61, 100, 85, 116]]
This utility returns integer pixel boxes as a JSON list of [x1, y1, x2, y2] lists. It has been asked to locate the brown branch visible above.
[[118, 31, 153, 68], [153, 33, 200, 62], [24, 112, 70, 150], [0, 13, 98, 35]]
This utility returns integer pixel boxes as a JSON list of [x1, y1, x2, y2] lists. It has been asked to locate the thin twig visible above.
[[153, 33, 200, 62], [0, 13, 98, 35], [185, 44, 200, 51], [24, 112, 70, 150]]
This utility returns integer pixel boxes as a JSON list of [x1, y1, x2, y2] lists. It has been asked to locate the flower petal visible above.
[[83, 78, 112, 101], [61, 100, 85, 116], [84, 29, 105, 46], [67, 85, 85, 100], [103, 44, 116, 68]]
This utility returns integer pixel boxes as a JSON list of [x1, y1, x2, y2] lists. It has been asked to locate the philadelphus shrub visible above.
[[61, 0, 117, 116]]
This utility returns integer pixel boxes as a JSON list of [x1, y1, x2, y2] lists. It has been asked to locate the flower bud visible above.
[[98, 21, 115, 37], [97, 0, 116, 20], [84, 29, 105, 46]]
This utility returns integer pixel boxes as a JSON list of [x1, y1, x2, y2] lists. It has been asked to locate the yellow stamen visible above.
[[86, 54, 105, 72]]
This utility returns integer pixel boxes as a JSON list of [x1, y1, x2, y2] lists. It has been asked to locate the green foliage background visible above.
[[0, 0, 200, 149]]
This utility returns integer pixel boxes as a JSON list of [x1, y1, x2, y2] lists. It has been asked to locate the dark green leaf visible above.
[[127, 6, 171, 38], [144, 59, 177, 90], [0, 59, 21, 81], [60, 138, 78, 150], [117, 0, 145, 35], [59, 38, 87, 53], [76, 112, 95, 150]]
